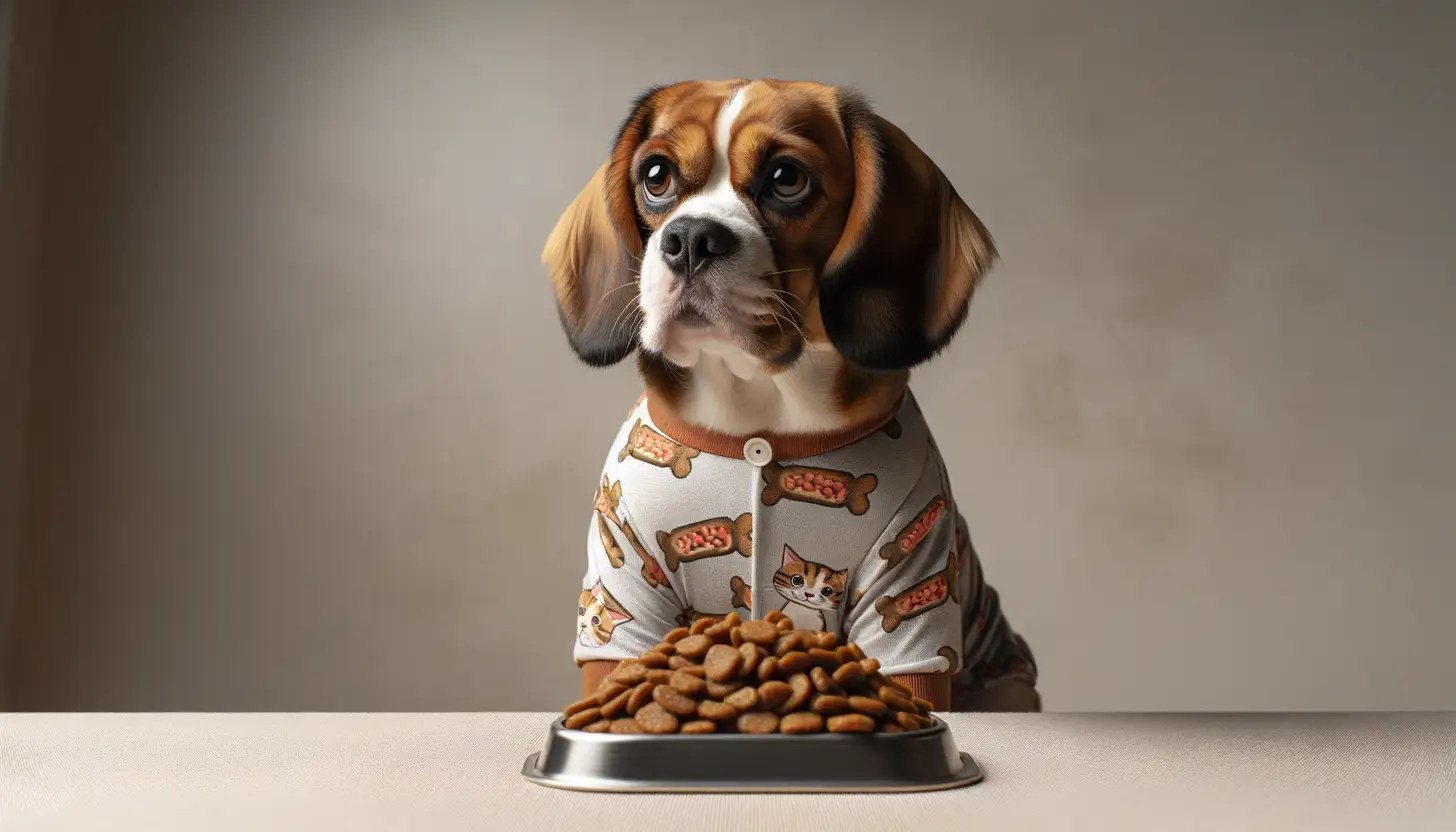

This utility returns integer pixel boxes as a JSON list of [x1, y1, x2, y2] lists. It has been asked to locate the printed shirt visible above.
[[575, 391, 1035, 689]]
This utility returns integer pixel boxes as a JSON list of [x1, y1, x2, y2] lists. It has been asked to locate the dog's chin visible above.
[[655, 318, 741, 369]]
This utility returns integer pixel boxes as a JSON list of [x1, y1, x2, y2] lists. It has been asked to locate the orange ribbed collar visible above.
[[642, 393, 901, 461]]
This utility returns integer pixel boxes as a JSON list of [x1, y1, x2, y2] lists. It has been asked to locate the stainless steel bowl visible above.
[[522, 716, 983, 793]]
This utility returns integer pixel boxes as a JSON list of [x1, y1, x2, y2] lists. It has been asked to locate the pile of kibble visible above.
[[562, 610, 936, 735]]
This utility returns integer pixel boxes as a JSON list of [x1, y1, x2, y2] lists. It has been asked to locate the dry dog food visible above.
[[618, 419, 699, 478], [878, 496, 946, 568], [561, 610, 935, 734], [760, 462, 878, 516]]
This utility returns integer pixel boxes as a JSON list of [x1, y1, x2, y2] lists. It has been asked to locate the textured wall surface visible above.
[[9, 0, 1456, 710]]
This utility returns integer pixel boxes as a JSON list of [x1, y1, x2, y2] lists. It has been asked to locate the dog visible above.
[[545, 80, 1039, 712]]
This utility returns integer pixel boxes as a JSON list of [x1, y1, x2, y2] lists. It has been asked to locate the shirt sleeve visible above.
[[841, 454, 963, 677], [572, 506, 684, 666]]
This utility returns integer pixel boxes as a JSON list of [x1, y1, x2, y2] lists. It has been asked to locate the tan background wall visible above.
[[6, 0, 1455, 710]]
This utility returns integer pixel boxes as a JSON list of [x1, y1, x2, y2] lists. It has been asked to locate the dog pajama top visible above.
[[574, 391, 1037, 700]]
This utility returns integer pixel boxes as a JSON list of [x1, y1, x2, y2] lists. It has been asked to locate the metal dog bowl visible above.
[[521, 716, 983, 793]]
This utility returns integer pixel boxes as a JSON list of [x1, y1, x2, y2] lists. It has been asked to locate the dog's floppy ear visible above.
[[820, 90, 997, 371], [542, 89, 660, 366]]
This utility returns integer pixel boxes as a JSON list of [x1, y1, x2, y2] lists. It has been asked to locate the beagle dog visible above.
[[545, 79, 1039, 713]]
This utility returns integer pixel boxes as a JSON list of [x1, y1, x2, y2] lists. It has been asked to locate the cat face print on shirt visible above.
[[577, 581, 632, 648], [772, 545, 848, 631]]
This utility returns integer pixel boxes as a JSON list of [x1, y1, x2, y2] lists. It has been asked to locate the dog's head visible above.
[[543, 79, 995, 377]]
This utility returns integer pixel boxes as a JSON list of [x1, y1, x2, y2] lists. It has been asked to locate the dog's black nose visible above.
[[659, 217, 739, 278]]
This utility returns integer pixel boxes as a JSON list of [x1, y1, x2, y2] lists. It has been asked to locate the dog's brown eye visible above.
[[768, 162, 810, 201], [643, 159, 676, 201]]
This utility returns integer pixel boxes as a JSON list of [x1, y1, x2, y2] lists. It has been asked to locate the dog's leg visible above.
[[952, 679, 1042, 713]]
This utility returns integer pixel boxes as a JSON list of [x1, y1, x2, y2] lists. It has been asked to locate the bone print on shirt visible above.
[[618, 419, 698, 478], [594, 476, 671, 588], [730, 576, 752, 611], [878, 495, 947, 568], [656, 513, 752, 572], [875, 550, 959, 634], [760, 462, 877, 516]]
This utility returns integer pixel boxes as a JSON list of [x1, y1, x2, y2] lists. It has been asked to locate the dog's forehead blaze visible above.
[[643, 80, 847, 189], [631, 81, 741, 193]]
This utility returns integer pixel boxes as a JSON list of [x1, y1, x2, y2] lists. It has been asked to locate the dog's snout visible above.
[[660, 217, 739, 278]]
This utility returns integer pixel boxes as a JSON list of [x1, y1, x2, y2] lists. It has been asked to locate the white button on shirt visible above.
[[742, 437, 773, 467]]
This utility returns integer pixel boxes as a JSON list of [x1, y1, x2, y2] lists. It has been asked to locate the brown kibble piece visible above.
[[670, 671, 706, 697], [739, 620, 778, 646], [757, 680, 793, 710], [722, 611, 742, 628], [668, 655, 693, 670], [583, 719, 612, 733], [883, 677, 915, 698], [779, 651, 812, 673], [833, 662, 867, 689], [774, 633, 804, 657], [775, 617, 794, 631], [810, 666, 844, 695], [652, 684, 700, 717], [859, 658, 880, 675], [689, 617, 715, 635], [626, 681, 655, 714], [810, 694, 852, 714], [675, 634, 713, 659], [704, 619, 732, 641], [894, 711, 931, 731], [649, 642, 675, 656], [879, 722, 906, 734], [912, 697, 935, 714], [663, 627, 691, 644], [848, 643, 866, 661], [608, 718, 643, 734], [564, 708, 603, 729], [725, 686, 760, 712], [697, 700, 737, 721], [564, 697, 597, 717], [775, 673, 813, 715], [705, 679, 744, 698], [601, 688, 632, 718], [849, 695, 888, 716], [879, 688, 917, 713], [834, 646, 858, 664], [814, 631, 839, 650], [763, 609, 786, 624], [780, 712, 824, 734], [680, 720, 716, 735], [606, 662, 647, 686], [594, 681, 628, 705], [636, 702, 680, 734], [704, 644, 743, 682], [730, 627, 744, 647], [739, 643, 763, 676], [827, 713, 876, 733], [757, 656, 780, 682], [737, 711, 780, 735], [808, 648, 840, 667], [646, 669, 673, 685]]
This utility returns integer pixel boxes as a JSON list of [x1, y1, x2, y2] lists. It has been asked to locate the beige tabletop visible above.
[[1, 712, 1453, 830]]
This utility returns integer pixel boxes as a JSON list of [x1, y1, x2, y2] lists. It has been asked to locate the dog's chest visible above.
[[601, 398, 945, 634]]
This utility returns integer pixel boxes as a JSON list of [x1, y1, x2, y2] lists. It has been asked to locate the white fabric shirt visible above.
[[575, 391, 1035, 690]]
